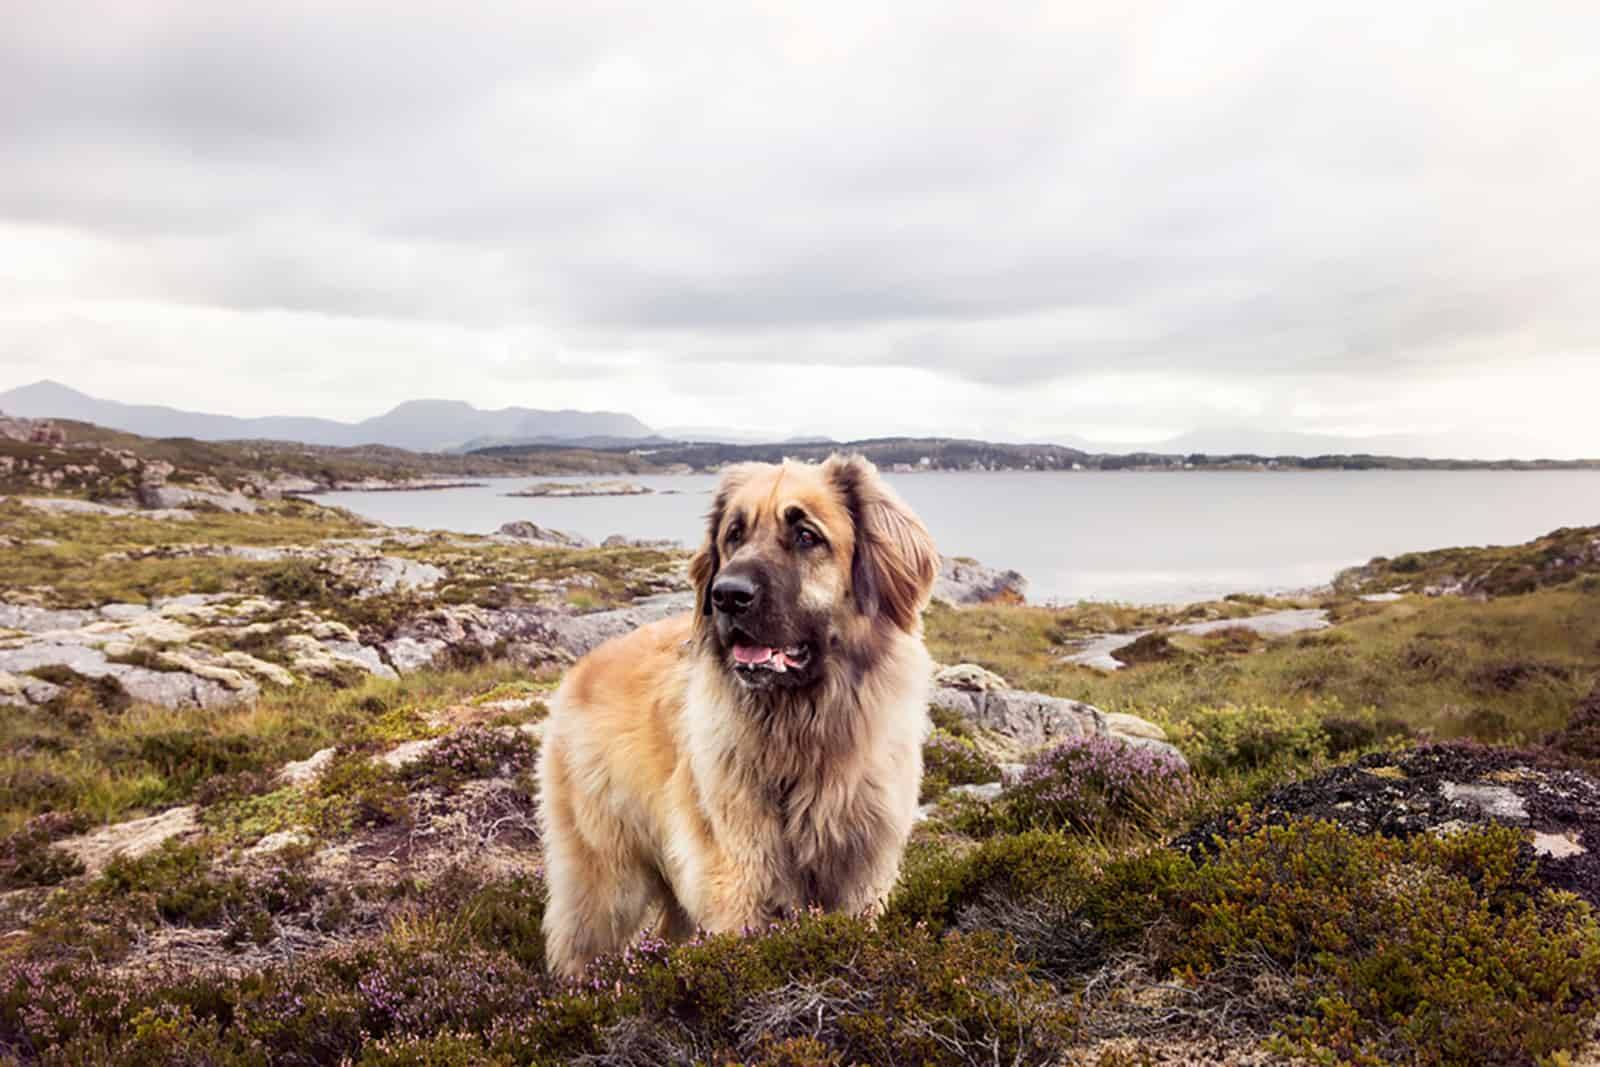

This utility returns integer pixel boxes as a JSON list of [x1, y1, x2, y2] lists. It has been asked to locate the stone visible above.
[[932, 663, 1011, 693], [137, 483, 258, 513], [495, 521, 592, 548], [380, 635, 447, 673], [54, 806, 200, 876], [0, 603, 95, 633], [155, 650, 258, 694], [949, 782, 1004, 802], [929, 664, 1182, 763], [1532, 830, 1586, 860], [539, 592, 694, 657], [337, 555, 445, 597], [1102, 712, 1170, 742], [930, 683, 1102, 753], [245, 829, 313, 856], [220, 651, 296, 688], [377, 737, 444, 770], [0, 669, 62, 707], [1441, 781, 1529, 824], [600, 534, 681, 549], [98, 602, 151, 621], [932, 556, 1027, 606], [283, 634, 396, 680], [278, 747, 337, 787]]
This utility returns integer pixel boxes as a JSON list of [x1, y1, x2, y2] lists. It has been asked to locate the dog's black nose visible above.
[[711, 573, 759, 616]]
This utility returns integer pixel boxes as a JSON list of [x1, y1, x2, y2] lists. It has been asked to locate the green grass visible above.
[[927, 587, 1600, 744], [0, 662, 546, 835]]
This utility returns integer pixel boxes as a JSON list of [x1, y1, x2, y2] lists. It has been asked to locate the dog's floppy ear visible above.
[[690, 465, 753, 618], [824, 454, 937, 632]]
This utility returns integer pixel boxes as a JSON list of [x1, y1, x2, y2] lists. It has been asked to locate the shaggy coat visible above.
[[537, 455, 937, 978]]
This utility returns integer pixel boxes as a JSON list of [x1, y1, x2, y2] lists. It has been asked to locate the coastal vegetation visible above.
[[2, 435, 1599, 1063]]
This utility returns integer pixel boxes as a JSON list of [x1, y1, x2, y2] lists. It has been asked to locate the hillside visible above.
[[0, 416, 658, 502], [480, 435, 1600, 473], [0, 381, 653, 452]]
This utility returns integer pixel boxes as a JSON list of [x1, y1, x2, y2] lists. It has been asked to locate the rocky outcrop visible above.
[[930, 662, 1183, 765], [507, 480, 650, 498], [54, 805, 201, 877], [496, 521, 591, 548], [601, 534, 681, 549], [333, 555, 445, 597], [932, 557, 1027, 606]]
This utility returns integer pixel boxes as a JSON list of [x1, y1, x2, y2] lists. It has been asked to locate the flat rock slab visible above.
[[1174, 744, 1600, 909], [1065, 608, 1330, 671], [55, 806, 200, 876], [930, 662, 1185, 766]]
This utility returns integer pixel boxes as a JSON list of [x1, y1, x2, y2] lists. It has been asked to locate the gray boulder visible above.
[[496, 521, 591, 548], [930, 662, 1185, 766], [932, 557, 1027, 607]]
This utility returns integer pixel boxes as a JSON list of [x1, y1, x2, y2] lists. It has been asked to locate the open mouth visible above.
[[730, 636, 813, 675]]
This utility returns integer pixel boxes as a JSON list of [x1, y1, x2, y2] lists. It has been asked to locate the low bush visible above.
[[919, 729, 1001, 802], [1163, 817, 1600, 1065], [1165, 702, 1329, 775], [1000, 736, 1189, 838], [0, 813, 86, 890], [399, 727, 538, 792]]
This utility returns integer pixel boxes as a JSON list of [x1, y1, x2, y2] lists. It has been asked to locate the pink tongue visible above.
[[733, 644, 774, 665]]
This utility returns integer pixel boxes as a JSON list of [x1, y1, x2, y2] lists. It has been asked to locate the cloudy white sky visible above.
[[1, 2, 1597, 455]]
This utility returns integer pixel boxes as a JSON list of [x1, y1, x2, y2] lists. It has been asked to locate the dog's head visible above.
[[689, 455, 937, 691]]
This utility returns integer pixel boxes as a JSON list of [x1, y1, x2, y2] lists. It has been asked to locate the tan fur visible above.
[[537, 455, 937, 977]]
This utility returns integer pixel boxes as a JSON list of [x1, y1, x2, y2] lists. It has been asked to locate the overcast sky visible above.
[[1, 2, 1597, 455]]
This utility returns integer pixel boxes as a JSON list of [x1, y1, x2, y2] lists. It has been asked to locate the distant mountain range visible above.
[[0, 381, 654, 453], [3, 380, 1589, 462]]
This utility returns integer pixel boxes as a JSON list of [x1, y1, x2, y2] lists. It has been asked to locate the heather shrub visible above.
[[315, 750, 411, 832], [0, 904, 1068, 1066], [0, 812, 85, 890], [399, 726, 537, 792], [889, 830, 1189, 981], [919, 728, 1001, 802], [1165, 702, 1329, 775], [1000, 735, 1189, 837], [1163, 817, 1600, 1065]]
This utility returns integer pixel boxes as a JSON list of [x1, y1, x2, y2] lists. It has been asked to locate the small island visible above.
[[506, 479, 652, 498]]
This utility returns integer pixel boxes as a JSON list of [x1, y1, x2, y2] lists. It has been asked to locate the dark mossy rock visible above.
[[1173, 742, 1600, 908]]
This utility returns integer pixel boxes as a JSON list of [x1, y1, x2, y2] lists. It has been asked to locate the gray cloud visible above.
[[1, 2, 1597, 453]]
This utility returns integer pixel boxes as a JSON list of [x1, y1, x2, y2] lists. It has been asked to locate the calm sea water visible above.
[[310, 471, 1600, 605]]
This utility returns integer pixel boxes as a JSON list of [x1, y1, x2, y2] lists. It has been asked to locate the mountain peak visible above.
[[0, 381, 654, 451]]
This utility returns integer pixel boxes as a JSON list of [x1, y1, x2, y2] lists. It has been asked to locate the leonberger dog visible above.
[[537, 454, 937, 977]]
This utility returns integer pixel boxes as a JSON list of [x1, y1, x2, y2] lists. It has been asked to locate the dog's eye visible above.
[[795, 528, 823, 549], [725, 524, 743, 546]]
